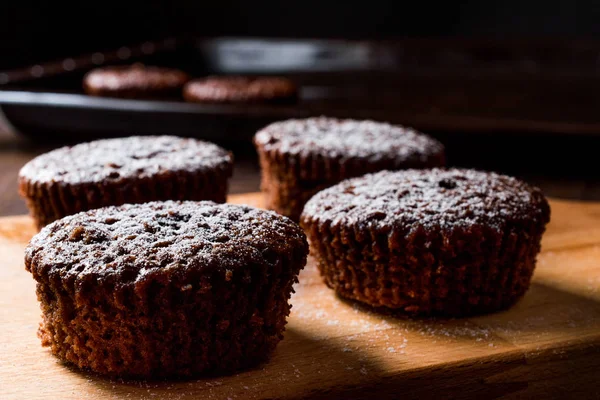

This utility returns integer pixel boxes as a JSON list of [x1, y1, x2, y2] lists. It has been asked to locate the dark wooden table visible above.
[[2, 126, 600, 218]]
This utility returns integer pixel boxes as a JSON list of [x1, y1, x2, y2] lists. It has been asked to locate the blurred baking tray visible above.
[[2, 36, 600, 143]]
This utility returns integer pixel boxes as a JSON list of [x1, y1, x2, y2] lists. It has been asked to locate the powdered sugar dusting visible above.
[[26, 201, 308, 284], [254, 117, 444, 162], [20, 136, 232, 184], [302, 168, 550, 232]]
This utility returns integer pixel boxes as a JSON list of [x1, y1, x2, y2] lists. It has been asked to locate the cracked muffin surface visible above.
[[301, 168, 550, 316], [26, 201, 308, 378], [19, 136, 233, 228], [254, 117, 445, 221]]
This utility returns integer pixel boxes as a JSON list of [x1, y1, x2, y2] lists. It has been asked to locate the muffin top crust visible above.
[[184, 76, 297, 103], [301, 168, 550, 233], [19, 136, 233, 184], [26, 201, 308, 284], [254, 117, 444, 164], [84, 64, 189, 93]]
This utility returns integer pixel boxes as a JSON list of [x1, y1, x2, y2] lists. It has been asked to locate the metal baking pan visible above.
[[2, 37, 600, 144]]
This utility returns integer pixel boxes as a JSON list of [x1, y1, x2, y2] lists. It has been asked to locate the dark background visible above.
[[1, 0, 600, 217], [2, 1, 600, 69]]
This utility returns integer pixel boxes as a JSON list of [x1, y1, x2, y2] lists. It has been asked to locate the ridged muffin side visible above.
[[19, 136, 233, 229], [300, 169, 550, 316], [26, 201, 308, 378], [254, 117, 445, 221]]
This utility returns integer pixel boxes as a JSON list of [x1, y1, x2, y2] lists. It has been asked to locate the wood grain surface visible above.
[[2, 193, 600, 399]]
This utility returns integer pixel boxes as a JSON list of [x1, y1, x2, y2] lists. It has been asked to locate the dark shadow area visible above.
[[331, 280, 600, 338], [473, 281, 600, 335], [294, 281, 600, 398], [3, 1, 600, 70], [304, 341, 600, 400], [82, 327, 386, 399]]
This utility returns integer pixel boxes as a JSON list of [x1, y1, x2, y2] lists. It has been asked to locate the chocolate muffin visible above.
[[19, 136, 233, 229], [83, 63, 189, 98], [254, 117, 446, 221], [25, 201, 308, 378], [300, 169, 550, 316], [183, 76, 297, 104]]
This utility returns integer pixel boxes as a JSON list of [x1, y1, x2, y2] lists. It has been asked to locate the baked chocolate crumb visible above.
[[301, 168, 550, 316], [26, 201, 309, 378]]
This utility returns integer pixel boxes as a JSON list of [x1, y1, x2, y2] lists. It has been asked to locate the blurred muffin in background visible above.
[[184, 76, 297, 104], [83, 63, 189, 99]]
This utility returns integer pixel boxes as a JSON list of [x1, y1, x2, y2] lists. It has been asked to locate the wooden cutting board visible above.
[[2, 193, 600, 400]]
